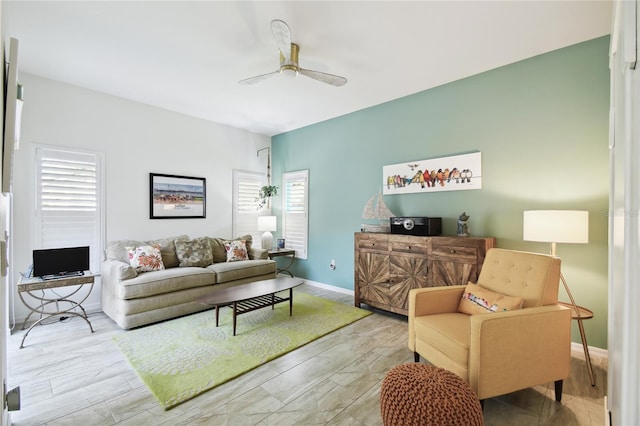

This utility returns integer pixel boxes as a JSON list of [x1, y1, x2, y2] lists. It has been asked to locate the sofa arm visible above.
[[249, 247, 269, 260], [103, 259, 137, 281], [468, 304, 572, 399], [408, 286, 466, 352]]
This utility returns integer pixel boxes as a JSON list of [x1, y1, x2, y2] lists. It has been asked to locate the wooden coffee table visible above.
[[196, 277, 304, 335]]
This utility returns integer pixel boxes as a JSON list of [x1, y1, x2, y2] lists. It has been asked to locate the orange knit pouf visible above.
[[380, 363, 484, 426]]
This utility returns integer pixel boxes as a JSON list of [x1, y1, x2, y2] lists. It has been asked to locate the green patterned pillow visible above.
[[174, 237, 213, 267]]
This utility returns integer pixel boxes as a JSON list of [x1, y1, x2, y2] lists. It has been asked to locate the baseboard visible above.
[[12, 301, 103, 331], [571, 341, 608, 359], [303, 278, 611, 358], [303, 279, 355, 296]]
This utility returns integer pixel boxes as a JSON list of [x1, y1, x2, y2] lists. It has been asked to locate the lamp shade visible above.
[[257, 215, 277, 232], [523, 210, 589, 244]]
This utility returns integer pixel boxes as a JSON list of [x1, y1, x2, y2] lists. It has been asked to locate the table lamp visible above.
[[523, 210, 595, 385], [257, 215, 277, 250]]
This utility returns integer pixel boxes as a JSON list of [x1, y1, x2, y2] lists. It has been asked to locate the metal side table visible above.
[[267, 249, 296, 277], [18, 272, 95, 348], [558, 301, 596, 386]]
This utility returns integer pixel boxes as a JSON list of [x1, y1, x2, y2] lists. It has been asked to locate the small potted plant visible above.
[[257, 185, 278, 209]]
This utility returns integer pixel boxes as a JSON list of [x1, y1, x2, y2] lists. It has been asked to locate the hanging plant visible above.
[[256, 185, 279, 209]]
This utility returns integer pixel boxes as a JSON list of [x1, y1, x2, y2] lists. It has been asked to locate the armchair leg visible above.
[[554, 380, 563, 402], [414, 352, 420, 362]]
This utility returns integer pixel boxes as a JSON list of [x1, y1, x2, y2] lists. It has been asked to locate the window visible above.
[[35, 147, 104, 273], [282, 170, 308, 259], [232, 170, 266, 238]]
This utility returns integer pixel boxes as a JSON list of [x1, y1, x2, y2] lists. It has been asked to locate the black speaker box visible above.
[[390, 217, 442, 236]]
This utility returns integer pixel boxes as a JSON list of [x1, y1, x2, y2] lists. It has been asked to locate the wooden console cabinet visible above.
[[354, 233, 496, 315]]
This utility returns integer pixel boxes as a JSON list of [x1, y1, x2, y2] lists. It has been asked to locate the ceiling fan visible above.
[[239, 19, 347, 87]]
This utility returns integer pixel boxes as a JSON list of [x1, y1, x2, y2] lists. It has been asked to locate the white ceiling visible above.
[[3, 1, 612, 136]]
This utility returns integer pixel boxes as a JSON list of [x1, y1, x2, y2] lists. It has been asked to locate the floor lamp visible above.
[[523, 210, 595, 386]]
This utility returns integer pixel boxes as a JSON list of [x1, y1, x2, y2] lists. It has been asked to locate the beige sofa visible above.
[[101, 234, 276, 329]]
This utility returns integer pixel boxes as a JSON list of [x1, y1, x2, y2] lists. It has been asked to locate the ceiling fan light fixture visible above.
[[280, 65, 298, 78], [239, 20, 347, 87]]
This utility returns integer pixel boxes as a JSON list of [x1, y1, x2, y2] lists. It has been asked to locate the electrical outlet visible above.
[[329, 260, 336, 270]]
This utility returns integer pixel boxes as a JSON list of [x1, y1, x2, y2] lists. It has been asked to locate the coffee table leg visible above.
[[289, 288, 293, 316], [215, 305, 220, 327], [233, 302, 237, 336]]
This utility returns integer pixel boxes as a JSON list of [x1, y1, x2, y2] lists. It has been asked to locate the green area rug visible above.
[[113, 292, 371, 409]]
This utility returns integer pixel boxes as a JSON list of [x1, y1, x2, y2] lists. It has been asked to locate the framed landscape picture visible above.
[[150, 173, 206, 219]]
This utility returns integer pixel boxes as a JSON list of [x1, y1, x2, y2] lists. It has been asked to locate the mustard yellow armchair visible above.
[[408, 248, 572, 402]]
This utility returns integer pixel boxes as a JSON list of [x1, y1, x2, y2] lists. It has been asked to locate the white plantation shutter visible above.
[[282, 170, 308, 259], [233, 170, 266, 238], [35, 147, 104, 273]]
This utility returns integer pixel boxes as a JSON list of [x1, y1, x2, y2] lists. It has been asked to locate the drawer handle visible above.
[[407, 246, 411, 250], [450, 249, 457, 254]]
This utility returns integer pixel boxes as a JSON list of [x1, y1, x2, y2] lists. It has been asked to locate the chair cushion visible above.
[[458, 282, 523, 315], [476, 248, 561, 308], [414, 313, 470, 367]]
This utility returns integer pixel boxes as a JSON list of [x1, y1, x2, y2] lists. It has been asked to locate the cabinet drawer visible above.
[[390, 242, 429, 256], [432, 245, 477, 260], [356, 235, 388, 251]]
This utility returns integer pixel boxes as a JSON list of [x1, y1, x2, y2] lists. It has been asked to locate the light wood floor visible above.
[[7, 283, 607, 425]]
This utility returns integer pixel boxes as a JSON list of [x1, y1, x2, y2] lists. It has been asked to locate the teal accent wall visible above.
[[272, 36, 610, 349]]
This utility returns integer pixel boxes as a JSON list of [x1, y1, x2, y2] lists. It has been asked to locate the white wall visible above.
[[10, 73, 270, 322]]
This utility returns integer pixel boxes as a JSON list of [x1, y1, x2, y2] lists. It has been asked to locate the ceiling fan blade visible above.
[[299, 68, 347, 87], [271, 19, 291, 63], [239, 70, 279, 85]]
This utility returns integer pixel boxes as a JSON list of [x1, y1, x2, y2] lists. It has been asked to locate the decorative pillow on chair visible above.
[[126, 244, 165, 272], [224, 239, 249, 262], [174, 237, 213, 267], [458, 282, 523, 315]]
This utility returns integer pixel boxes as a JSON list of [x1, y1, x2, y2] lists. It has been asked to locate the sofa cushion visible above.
[[174, 237, 213, 267], [209, 234, 255, 263], [458, 282, 523, 315], [224, 239, 249, 262], [106, 235, 188, 266], [107, 239, 145, 264], [117, 267, 216, 300], [236, 234, 253, 252], [126, 244, 165, 272], [209, 238, 228, 263], [147, 235, 188, 268], [207, 259, 275, 284]]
